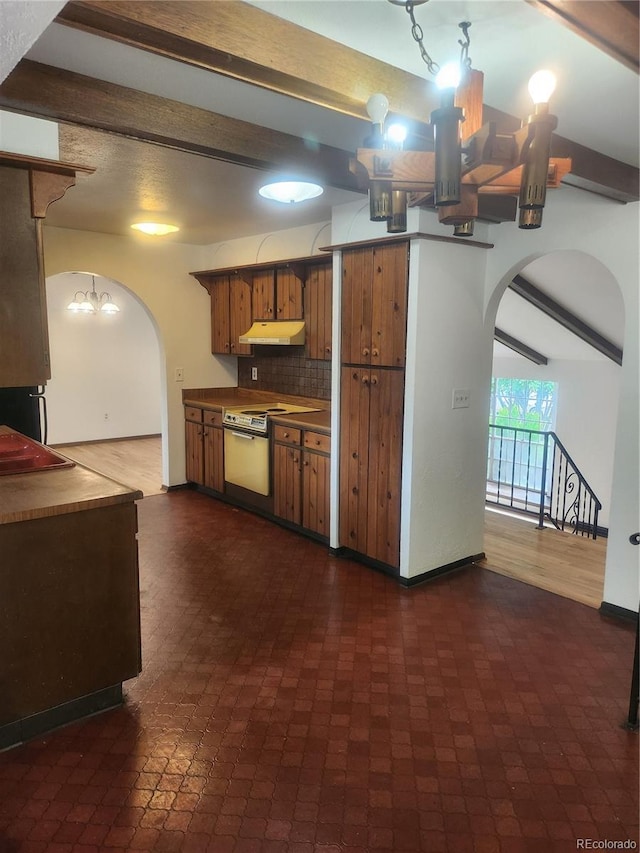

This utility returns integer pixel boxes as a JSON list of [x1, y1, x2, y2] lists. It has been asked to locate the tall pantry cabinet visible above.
[[339, 241, 408, 570]]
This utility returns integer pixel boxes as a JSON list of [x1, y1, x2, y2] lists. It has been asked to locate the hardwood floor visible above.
[[53, 435, 164, 497], [53, 436, 607, 608], [481, 506, 607, 609]]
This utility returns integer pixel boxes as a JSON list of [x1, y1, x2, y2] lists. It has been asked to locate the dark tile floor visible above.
[[1, 491, 637, 853]]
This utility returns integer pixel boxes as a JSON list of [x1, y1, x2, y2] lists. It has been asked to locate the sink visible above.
[[0, 432, 75, 475]]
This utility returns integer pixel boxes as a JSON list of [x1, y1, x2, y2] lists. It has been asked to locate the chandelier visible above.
[[354, 0, 571, 237], [67, 275, 120, 314]]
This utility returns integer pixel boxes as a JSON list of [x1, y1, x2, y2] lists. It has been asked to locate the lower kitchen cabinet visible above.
[[185, 406, 224, 490], [339, 366, 404, 568], [273, 425, 330, 539]]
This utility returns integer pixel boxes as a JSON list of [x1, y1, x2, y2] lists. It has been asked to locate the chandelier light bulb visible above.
[[366, 93, 390, 126], [387, 123, 408, 146], [528, 70, 556, 105], [436, 63, 461, 91]]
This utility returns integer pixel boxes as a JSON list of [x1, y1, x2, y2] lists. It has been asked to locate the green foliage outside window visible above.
[[490, 377, 558, 433]]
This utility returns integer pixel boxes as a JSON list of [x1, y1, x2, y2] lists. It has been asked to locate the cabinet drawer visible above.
[[273, 425, 301, 445], [203, 409, 222, 427], [185, 405, 203, 422], [303, 430, 331, 454]]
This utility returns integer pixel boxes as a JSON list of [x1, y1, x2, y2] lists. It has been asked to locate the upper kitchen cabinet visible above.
[[341, 241, 408, 368], [193, 272, 253, 357], [0, 152, 93, 388], [252, 267, 303, 320], [251, 269, 275, 320], [304, 260, 332, 361]]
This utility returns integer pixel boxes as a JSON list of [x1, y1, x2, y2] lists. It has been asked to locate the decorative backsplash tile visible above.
[[238, 349, 331, 399]]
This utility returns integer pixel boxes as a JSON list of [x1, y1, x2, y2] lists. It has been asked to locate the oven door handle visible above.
[[229, 430, 258, 440]]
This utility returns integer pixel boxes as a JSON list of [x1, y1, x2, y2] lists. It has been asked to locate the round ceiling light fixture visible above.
[[131, 222, 180, 236], [258, 181, 324, 204]]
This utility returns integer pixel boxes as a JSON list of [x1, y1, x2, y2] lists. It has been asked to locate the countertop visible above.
[[183, 388, 331, 433], [0, 427, 142, 525]]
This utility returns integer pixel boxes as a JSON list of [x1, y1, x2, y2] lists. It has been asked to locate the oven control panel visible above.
[[223, 411, 268, 433]]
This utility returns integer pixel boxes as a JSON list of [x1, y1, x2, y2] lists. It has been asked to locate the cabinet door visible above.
[[341, 248, 374, 365], [185, 420, 204, 484], [0, 167, 50, 386], [339, 366, 371, 555], [366, 369, 404, 567], [203, 425, 224, 491], [302, 450, 330, 537], [210, 276, 231, 354], [252, 270, 275, 319], [229, 274, 253, 356], [371, 243, 408, 368], [275, 268, 303, 320], [305, 262, 332, 361], [273, 443, 301, 524]]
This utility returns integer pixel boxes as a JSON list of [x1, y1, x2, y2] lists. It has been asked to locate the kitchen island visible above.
[[0, 426, 143, 750]]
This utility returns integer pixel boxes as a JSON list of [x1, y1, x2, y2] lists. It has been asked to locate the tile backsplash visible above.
[[238, 349, 331, 399]]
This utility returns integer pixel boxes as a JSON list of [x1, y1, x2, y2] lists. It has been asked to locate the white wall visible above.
[[45, 272, 162, 444], [42, 227, 237, 487], [198, 220, 332, 269], [485, 187, 639, 613], [492, 356, 620, 527]]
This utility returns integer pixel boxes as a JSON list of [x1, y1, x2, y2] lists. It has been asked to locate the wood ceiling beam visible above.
[[510, 274, 623, 364], [0, 60, 361, 193], [54, 0, 639, 203], [494, 328, 549, 365], [527, 1, 639, 72]]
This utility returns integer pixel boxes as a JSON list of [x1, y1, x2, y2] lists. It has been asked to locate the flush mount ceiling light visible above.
[[258, 181, 324, 204], [131, 222, 180, 236], [67, 275, 120, 315], [354, 1, 570, 236]]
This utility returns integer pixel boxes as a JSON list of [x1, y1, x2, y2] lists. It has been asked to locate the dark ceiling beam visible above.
[[527, 1, 639, 73], [494, 328, 549, 365], [55, 0, 640, 203], [0, 61, 361, 193], [510, 274, 624, 364]]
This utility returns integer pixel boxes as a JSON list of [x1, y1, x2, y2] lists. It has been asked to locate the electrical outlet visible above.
[[104, 412, 109, 420], [452, 389, 470, 409], [175, 367, 184, 382], [251, 367, 258, 381]]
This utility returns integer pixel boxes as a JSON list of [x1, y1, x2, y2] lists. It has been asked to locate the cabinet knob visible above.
[[224, 342, 230, 351], [325, 346, 331, 353], [352, 452, 358, 459], [372, 348, 379, 357], [352, 487, 358, 495], [362, 376, 369, 385], [230, 343, 235, 350], [268, 307, 273, 314], [370, 376, 378, 385], [284, 432, 289, 438], [315, 439, 320, 445], [304, 460, 309, 467], [362, 347, 370, 357]]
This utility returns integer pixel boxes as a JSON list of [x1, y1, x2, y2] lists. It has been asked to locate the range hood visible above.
[[239, 320, 305, 345]]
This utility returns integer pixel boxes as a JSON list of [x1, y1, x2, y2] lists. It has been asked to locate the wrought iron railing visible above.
[[487, 424, 602, 538]]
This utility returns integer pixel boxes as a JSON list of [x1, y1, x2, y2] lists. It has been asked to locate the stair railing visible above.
[[487, 424, 602, 538]]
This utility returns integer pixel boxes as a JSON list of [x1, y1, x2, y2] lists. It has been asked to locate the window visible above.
[[489, 377, 557, 432]]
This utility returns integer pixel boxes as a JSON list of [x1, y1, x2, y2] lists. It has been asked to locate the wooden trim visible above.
[[0, 150, 94, 175], [510, 274, 624, 365], [321, 231, 494, 252], [527, 0, 639, 72], [494, 328, 549, 365], [53, 1, 640, 202], [190, 254, 331, 280], [600, 601, 639, 622], [0, 61, 360, 193], [401, 555, 485, 587]]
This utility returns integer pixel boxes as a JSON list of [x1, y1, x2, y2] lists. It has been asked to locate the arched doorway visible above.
[[45, 271, 165, 495], [482, 250, 625, 608]]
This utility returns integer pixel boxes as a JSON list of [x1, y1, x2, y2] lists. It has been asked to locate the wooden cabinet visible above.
[[207, 274, 252, 356], [185, 406, 224, 490], [341, 242, 408, 368], [0, 154, 93, 388], [253, 268, 303, 320], [339, 366, 404, 568], [251, 269, 275, 320], [273, 425, 330, 539], [304, 261, 332, 361]]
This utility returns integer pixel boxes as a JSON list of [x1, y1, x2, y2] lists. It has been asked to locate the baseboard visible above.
[[165, 483, 190, 492], [599, 601, 639, 622], [52, 434, 161, 448], [401, 553, 486, 587]]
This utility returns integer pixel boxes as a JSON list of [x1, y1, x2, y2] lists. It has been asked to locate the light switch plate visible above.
[[452, 389, 470, 409], [175, 367, 184, 382]]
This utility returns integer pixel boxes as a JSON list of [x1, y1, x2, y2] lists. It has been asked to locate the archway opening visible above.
[[45, 271, 165, 495]]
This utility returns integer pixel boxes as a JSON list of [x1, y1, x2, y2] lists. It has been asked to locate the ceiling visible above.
[[1, 0, 637, 363]]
